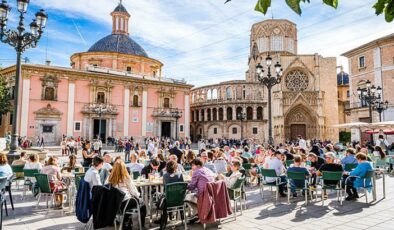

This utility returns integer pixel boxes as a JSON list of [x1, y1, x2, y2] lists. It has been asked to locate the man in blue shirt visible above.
[[287, 155, 310, 197], [341, 148, 358, 168]]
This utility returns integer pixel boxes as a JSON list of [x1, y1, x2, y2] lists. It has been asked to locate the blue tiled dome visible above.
[[88, 34, 148, 57], [337, 71, 349, 85]]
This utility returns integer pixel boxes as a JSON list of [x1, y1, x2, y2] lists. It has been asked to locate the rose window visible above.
[[285, 70, 309, 91]]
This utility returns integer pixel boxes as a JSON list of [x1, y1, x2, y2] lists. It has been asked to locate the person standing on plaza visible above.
[[375, 135, 389, 153], [124, 140, 132, 162], [93, 139, 101, 156], [298, 135, 307, 151], [169, 141, 183, 164]]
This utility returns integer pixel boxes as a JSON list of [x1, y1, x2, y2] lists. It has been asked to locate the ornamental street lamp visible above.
[[357, 80, 382, 144], [255, 54, 283, 145], [237, 110, 246, 140], [94, 104, 107, 141], [374, 99, 389, 122], [1, 0, 48, 155], [171, 110, 182, 140]]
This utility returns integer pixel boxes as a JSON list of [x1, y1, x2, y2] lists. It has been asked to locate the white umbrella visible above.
[[332, 122, 369, 129], [369, 121, 394, 128]]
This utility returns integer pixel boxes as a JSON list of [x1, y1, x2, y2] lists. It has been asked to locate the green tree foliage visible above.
[[0, 74, 12, 116], [226, 0, 394, 22]]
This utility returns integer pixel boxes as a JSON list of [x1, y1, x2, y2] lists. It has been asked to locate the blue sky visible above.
[[0, 0, 393, 87]]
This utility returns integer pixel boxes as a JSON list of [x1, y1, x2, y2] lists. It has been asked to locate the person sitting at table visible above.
[[139, 150, 148, 162], [287, 155, 310, 197], [213, 151, 228, 174], [11, 151, 27, 166], [41, 156, 64, 208], [82, 141, 96, 167], [200, 151, 217, 174], [163, 160, 184, 185], [140, 159, 160, 179], [61, 155, 83, 173], [167, 155, 185, 174], [84, 156, 104, 190], [107, 159, 147, 229], [341, 148, 358, 168], [24, 153, 42, 170], [373, 146, 386, 160], [156, 152, 167, 172], [343, 153, 373, 201], [218, 160, 242, 188], [185, 159, 215, 223], [126, 153, 145, 173], [263, 150, 287, 197], [316, 152, 343, 199], [102, 152, 113, 172], [307, 153, 325, 170], [241, 147, 252, 159], [0, 153, 13, 178]]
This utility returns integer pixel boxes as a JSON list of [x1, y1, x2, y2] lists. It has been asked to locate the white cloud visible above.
[[22, 0, 394, 87]]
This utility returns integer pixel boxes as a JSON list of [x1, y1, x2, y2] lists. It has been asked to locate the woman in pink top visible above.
[[41, 156, 64, 208]]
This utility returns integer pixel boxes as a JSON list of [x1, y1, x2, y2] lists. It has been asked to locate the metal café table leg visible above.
[[372, 173, 377, 202], [383, 173, 386, 199]]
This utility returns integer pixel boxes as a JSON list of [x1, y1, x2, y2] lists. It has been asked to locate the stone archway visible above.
[[284, 104, 318, 141]]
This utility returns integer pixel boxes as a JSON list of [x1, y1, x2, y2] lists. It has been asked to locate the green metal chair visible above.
[[183, 164, 192, 171], [345, 170, 374, 203], [374, 159, 387, 171], [132, 171, 141, 180], [344, 164, 358, 172], [319, 171, 344, 205], [286, 171, 314, 205], [74, 173, 85, 191], [387, 150, 394, 156], [259, 168, 286, 201], [165, 182, 188, 229], [11, 165, 24, 189], [228, 177, 245, 220], [242, 163, 252, 184], [285, 160, 294, 167], [22, 169, 40, 199], [34, 173, 67, 209]]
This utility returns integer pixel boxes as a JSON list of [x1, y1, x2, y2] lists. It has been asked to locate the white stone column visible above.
[[66, 82, 75, 136], [232, 106, 236, 121], [20, 78, 30, 137], [123, 88, 130, 137], [142, 90, 148, 136], [184, 95, 190, 138], [223, 107, 227, 121]]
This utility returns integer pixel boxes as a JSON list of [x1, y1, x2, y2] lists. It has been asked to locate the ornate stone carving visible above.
[[40, 74, 60, 101], [34, 104, 63, 120]]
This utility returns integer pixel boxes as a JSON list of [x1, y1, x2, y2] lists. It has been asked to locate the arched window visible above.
[[163, 97, 170, 108], [207, 108, 211, 121], [257, 107, 263, 120], [247, 107, 253, 120], [212, 108, 217, 121], [132, 95, 139, 107], [227, 107, 233, 120], [226, 87, 232, 100], [201, 109, 205, 121], [236, 107, 243, 120], [196, 110, 200, 121], [271, 36, 283, 51], [218, 108, 223, 121], [44, 87, 55, 101], [212, 89, 218, 99], [207, 89, 212, 100], [97, 92, 105, 104]]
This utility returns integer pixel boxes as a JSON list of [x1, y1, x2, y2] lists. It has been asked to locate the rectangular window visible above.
[[74, 121, 81, 132], [347, 90, 350, 98], [214, 128, 217, 134], [9, 113, 13, 125], [271, 36, 283, 51], [253, 127, 258, 134], [180, 125, 184, 132], [126, 66, 132, 73], [42, 125, 53, 133], [232, 127, 237, 134], [92, 64, 98, 67], [358, 56, 365, 68]]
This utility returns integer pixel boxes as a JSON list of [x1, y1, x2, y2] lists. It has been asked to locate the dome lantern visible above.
[[111, 0, 130, 35]]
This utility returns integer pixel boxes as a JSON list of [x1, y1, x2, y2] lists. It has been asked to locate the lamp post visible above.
[[255, 54, 283, 145], [94, 104, 107, 141], [171, 109, 182, 140], [374, 100, 389, 122], [357, 80, 382, 145], [0, 0, 48, 155], [237, 110, 246, 140]]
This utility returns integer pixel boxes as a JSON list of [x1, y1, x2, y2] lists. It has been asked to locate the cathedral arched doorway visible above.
[[284, 104, 318, 141]]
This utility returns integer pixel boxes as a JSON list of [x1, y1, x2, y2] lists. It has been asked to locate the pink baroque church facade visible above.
[[0, 3, 192, 145]]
